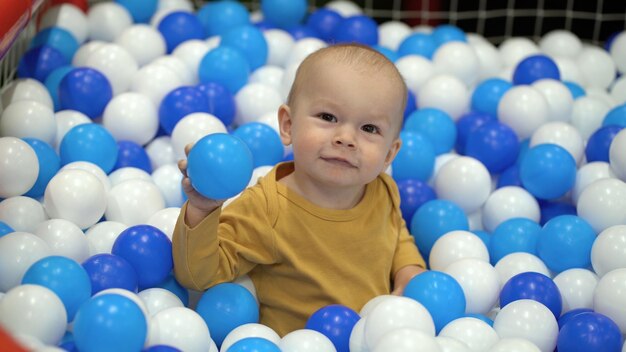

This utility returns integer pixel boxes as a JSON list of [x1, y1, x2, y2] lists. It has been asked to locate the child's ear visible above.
[[384, 137, 402, 168], [278, 104, 293, 146]]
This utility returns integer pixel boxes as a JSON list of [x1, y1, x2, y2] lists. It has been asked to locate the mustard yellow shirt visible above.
[[172, 162, 425, 336]]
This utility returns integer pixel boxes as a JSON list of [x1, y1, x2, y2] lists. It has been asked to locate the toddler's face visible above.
[[281, 61, 404, 190]]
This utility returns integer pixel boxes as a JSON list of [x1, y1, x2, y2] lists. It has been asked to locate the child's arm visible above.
[[391, 264, 426, 296]]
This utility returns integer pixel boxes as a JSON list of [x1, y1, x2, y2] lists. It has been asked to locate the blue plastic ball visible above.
[[520, 143, 576, 200], [220, 25, 268, 71], [232, 122, 284, 168], [431, 24, 467, 45], [332, 15, 379, 46], [198, 46, 250, 93], [22, 255, 91, 322], [500, 271, 562, 318], [465, 121, 519, 173], [82, 253, 138, 295], [512, 54, 560, 85], [397, 33, 437, 59], [558, 308, 594, 329], [470, 78, 512, 117], [602, 103, 626, 128], [44, 65, 73, 111], [73, 294, 147, 352], [22, 138, 60, 198], [197, 82, 236, 126], [537, 215, 596, 273], [112, 225, 173, 290], [472, 230, 491, 249], [404, 108, 456, 155], [196, 1, 250, 37], [539, 200, 577, 226], [392, 131, 436, 182], [585, 125, 623, 162], [59, 123, 119, 173], [187, 133, 254, 200], [113, 140, 152, 174], [227, 337, 281, 352], [58, 67, 113, 119], [157, 11, 205, 53], [261, 0, 307, 29], [557, 312, 622, 352], [496, 164, 522, 189], [454, 111, 496, 155], [289, 25, 322, 41], [305, 8, 343, 42], [373, 45, 398, 62], [30, 27, 79, 61], [404, 271, 466, 333], [489, 217, 541, 265], [410, 199, 469, 259], [0, 221, 13, 237], [159, 85, 210, 134], [17, 45, 69, 82], [196, 283, 259, 347], [305, 304, 360, 352], [403, 90, 417, 120], [563, 81, 585, 99], [397, 178, 437, 224], [116, 0, 157, 23], [143, 345, 182, 352]]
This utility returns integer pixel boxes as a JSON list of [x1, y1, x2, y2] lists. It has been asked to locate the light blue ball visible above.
[[59, 123, 119, 174], [519, 143, 576, 200], [404, 108, 456, 155], [537, 215, 596, 273], [392, 131, 436, 182], [220, 25, 268, 71], [23, 138, 60, 198], [232, 122, 284, 168], [198, 46, 250, 93], [489, 217, 541, 265], [197, 1, 250, 37], [261, 0, 307, 29], [410, 199, 469, 259]]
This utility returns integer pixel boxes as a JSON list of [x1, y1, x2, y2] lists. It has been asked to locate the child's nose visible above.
[[333, 127, 356, 148]]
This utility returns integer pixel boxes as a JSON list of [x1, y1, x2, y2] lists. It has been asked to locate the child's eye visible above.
[[318, 113, 337, 122], [362, 124, 379, 134]]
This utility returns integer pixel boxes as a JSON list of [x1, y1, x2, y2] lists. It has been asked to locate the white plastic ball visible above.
[[434, 156, 491, 213], [54, 110, 91, 152], [433, 41, 480, 87], [482, 186, 541, 233], [0, 137, 38, 198], [488, 338, 540, 352], [71, 40, 106, 66], [158, 0, 194, 12], [85, 43, 139, 96], [529, 121, 583, 164], [102, 92, 158, 145], [0, 196, 48, 233], [552, 56, 585, 86], [364, 296, 435, 349], [539, 30, 583, 58], [115, 24, 167, 67], [44, 169, 108, 229], [498, 37, 540, 68], [221, 323, 281, 352], [444, 258, 500, 315], [577, 178, 626, 233], [0, 232, 51, 292], [172, 39, 211, 84], [493, 299, 558, 352], [530, 79, 574, 122], [151, 55, 195, 85], [0, 100, 56, 145], [171, 112, 227, 160], [234, 83, 283, 126], [152, 164, 184, 208], [349, 318, 367, 352], [205, 35, 220, 51], [145, 135, 177, 170], [280, 329, 337, 352], [147, 307, 211, 351], [610, 31, 626, 74], [250, 65, 285, 92], [147, 207, 180, 241], [586, 87, 618, 108], [429, 152, 460, 186], [60, 161, 111, 193], [248, 165, 274, 188], [150, 8, 178, 28], [553, 268, 598, 313], [372, 328, 441, 352], [494, 252, 551, 289], [593, 268, 626, 334], [87, 2, 133, 42], [591, 225, 626, 277], [572, 162, 613, 204], [280, 63, 299, 102], [324, 0, 363, 17], [435, 336, 471, 352], [34, 218, 89, 263], [497, 85, 549, 140], [0, 284, 67, 345], [40, 4, 89, 43], [108, 167, 153, 187], [378, 21, 412, 51], [429, 231, 489, 271], [418, 74, 469, 121], [395, 55, 436, 95], [0, 78, 53, 109], [438, 317, 500, 352], [576, 46, 617, 90], [263, 29, 295, 68], [85, 220, 128, 256], [138, 287, 184, 317], [570, 96, 611, 140], [285, 38, 327, 68], [610, 129, 626, 182], [105, 179, 166, 226], [610, 75, 626, 104], [232, 274, 258, 305], [469, 39, 504, 81]]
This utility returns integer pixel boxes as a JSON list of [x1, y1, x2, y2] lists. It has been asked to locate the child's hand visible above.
[[391, 265, 426, 296]]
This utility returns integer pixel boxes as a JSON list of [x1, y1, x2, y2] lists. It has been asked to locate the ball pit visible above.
[[0, 0, 626, 350]]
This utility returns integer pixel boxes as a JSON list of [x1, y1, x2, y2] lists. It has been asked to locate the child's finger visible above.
[[184, 143, 193, 156], [178, 159, 188, 177]]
